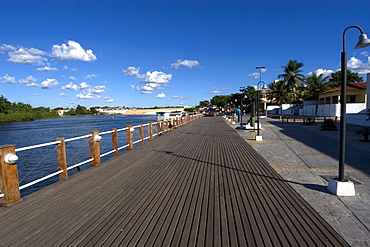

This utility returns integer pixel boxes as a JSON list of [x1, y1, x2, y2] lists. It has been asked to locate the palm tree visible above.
[[266, 80, 291, 105], [278, 60, 305, 102], [302, 73, 329, 101]]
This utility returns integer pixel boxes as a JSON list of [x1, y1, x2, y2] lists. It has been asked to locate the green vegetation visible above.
[[321, 119, 337, 131], [355, 126, 370, 142], [0, 95, 59, 123], [63, 105, 98, 115]]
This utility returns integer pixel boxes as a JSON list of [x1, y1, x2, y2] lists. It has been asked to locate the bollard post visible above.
[[126, 126, 134, 150], [148, 122, 153, 141], [0, 145, 22, 206], [111, 128, 118, 157], [89, 131, 101, 166], [56, 138, 68, 180], [156, 121, 160, 137], [161, 120, 165, 134]]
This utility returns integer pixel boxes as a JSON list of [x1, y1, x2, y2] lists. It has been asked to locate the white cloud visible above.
[[0, 44, 16, 52], [248, 68, 267, 78], [171, 59, 200, 69], [123, 66, 141, 77], [156, 93, 166, 98], [59, 93, 67, 97], [209, 90, 222, 94], [104, 97, 114, 102], [8, 47, 47, 65], [26, 82, 39, 87], [61, 82, 79, 90], [69, 76, 77, 80], [85, 74, 97, 79], [51, 40, 97, 62], [40, 78, 59, 89], [18, 76, 37, 85], [360, 51, 369, 57], [140, 71, 172, 83], [88, 85, 106, 94], [347, 56, 370, 74], [1, 74, 16, 84], [171, 96, 191, 99], [307, 68, 335, 79], [76, 92, 100, 99], [37, 66, 58, 71]]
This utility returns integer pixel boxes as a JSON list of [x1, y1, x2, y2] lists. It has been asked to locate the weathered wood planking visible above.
[[0, 117, 349, 246]]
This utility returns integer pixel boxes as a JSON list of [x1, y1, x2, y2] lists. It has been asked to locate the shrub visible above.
[[321, 119, 337, 131], [355, 126, 370, 142]]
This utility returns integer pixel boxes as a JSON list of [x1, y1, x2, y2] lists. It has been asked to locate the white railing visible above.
[[0, 114, 203, 204]]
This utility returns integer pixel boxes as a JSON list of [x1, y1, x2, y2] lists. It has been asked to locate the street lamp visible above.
[[255, 67, 265, 140], [328, 25, 370, 196]]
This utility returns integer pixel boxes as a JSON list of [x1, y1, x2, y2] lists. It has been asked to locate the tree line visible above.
[[0, 95, 59, 123], [205, 59, 364, 111]]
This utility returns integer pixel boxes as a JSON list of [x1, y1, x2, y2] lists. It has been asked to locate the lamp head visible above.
[[354, 33, 370, 49]]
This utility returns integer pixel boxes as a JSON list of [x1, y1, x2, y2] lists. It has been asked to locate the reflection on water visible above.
[[0, 115, 156, 196]]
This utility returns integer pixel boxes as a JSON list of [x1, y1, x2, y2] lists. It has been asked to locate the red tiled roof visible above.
[[320, 82, 367, 94]]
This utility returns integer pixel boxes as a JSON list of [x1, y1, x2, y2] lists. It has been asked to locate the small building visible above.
[[319, 82, 367, 105]]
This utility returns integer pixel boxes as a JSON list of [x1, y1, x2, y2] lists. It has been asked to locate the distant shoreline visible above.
[[118, 108, 185, 115]]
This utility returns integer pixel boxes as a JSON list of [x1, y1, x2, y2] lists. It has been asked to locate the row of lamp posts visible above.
[[237, 25, 370, 196]]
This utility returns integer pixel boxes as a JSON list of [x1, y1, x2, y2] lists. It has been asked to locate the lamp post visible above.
[[328, 25, 370, 196], [255, 67, 265, 138]]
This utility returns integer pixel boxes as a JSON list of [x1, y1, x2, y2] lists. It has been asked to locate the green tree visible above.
[[211, 95, 231, 109], [239, 86, 257, 103], [76, 105, 88, 114], [302, 73, 329, 101], [278, 59, 305, 102], [326, 70, 364, 89], [198, 100, 211, 108], [266, 80, 291, 105], [0, 95, 12, 113]]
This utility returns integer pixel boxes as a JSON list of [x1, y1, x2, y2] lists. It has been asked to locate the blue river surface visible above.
[[0, 115, 156, 197]]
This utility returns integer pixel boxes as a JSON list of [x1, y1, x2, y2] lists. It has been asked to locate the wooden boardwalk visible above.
[[0, 117, 349, 246]]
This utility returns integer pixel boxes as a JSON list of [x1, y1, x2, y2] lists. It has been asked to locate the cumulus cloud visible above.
[[1, 74, 16, 84], [307, 68, 335, 79], [76, 92, 100, 100], [0, 44, 16, 52], [69, 76, 77, 80], [59, 93, 67, 97], [8, 47, 47, 65], [209, 90, 222, 94], [104, 97, 114, 102], [89, 85, 106, 94], [347, 56, 370, 74], [171, 59, 200, 69], [248, 68, 267, 78], [156, 93, 166, 98], [140, 71, 172, 83], [37, 66, 58, 71], [18, 76, 37, 85], [51, 40, 97, 62], [123, 66, 141, 77], [61, 82, 79, 90], [85, 74, 97, 79], [40, 78, 59, 89]]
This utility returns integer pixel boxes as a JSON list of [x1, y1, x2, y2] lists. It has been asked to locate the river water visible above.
[[0, 115, 156, 196]]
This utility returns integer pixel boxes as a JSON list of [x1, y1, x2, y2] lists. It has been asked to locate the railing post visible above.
[[139, 124, 144, 145], [148, 122, 153, 141], [111, 128, 118, 157], [161, 120, 165, 134], [56, 138, 68, 180], [89, 131, 101, 167], [0, 145, 22, 206], [156, 121, 160, 136], [126, 126, 134, 150]]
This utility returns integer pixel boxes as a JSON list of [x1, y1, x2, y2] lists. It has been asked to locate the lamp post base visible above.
[[255, 135, 263, 141], [327, 177, 355, 196]]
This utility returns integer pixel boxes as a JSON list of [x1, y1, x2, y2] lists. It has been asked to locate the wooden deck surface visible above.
[[0, 117, 349, 246]]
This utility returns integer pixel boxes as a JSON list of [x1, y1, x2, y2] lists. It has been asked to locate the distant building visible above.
[[319, 82, 367, 105]]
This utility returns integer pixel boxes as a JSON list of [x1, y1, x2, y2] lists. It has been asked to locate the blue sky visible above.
[[1, 0, 370, 109]]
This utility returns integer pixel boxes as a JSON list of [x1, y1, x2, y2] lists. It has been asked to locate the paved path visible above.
[[0, 117, 348, 246], [229, 116, 370, 246]]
